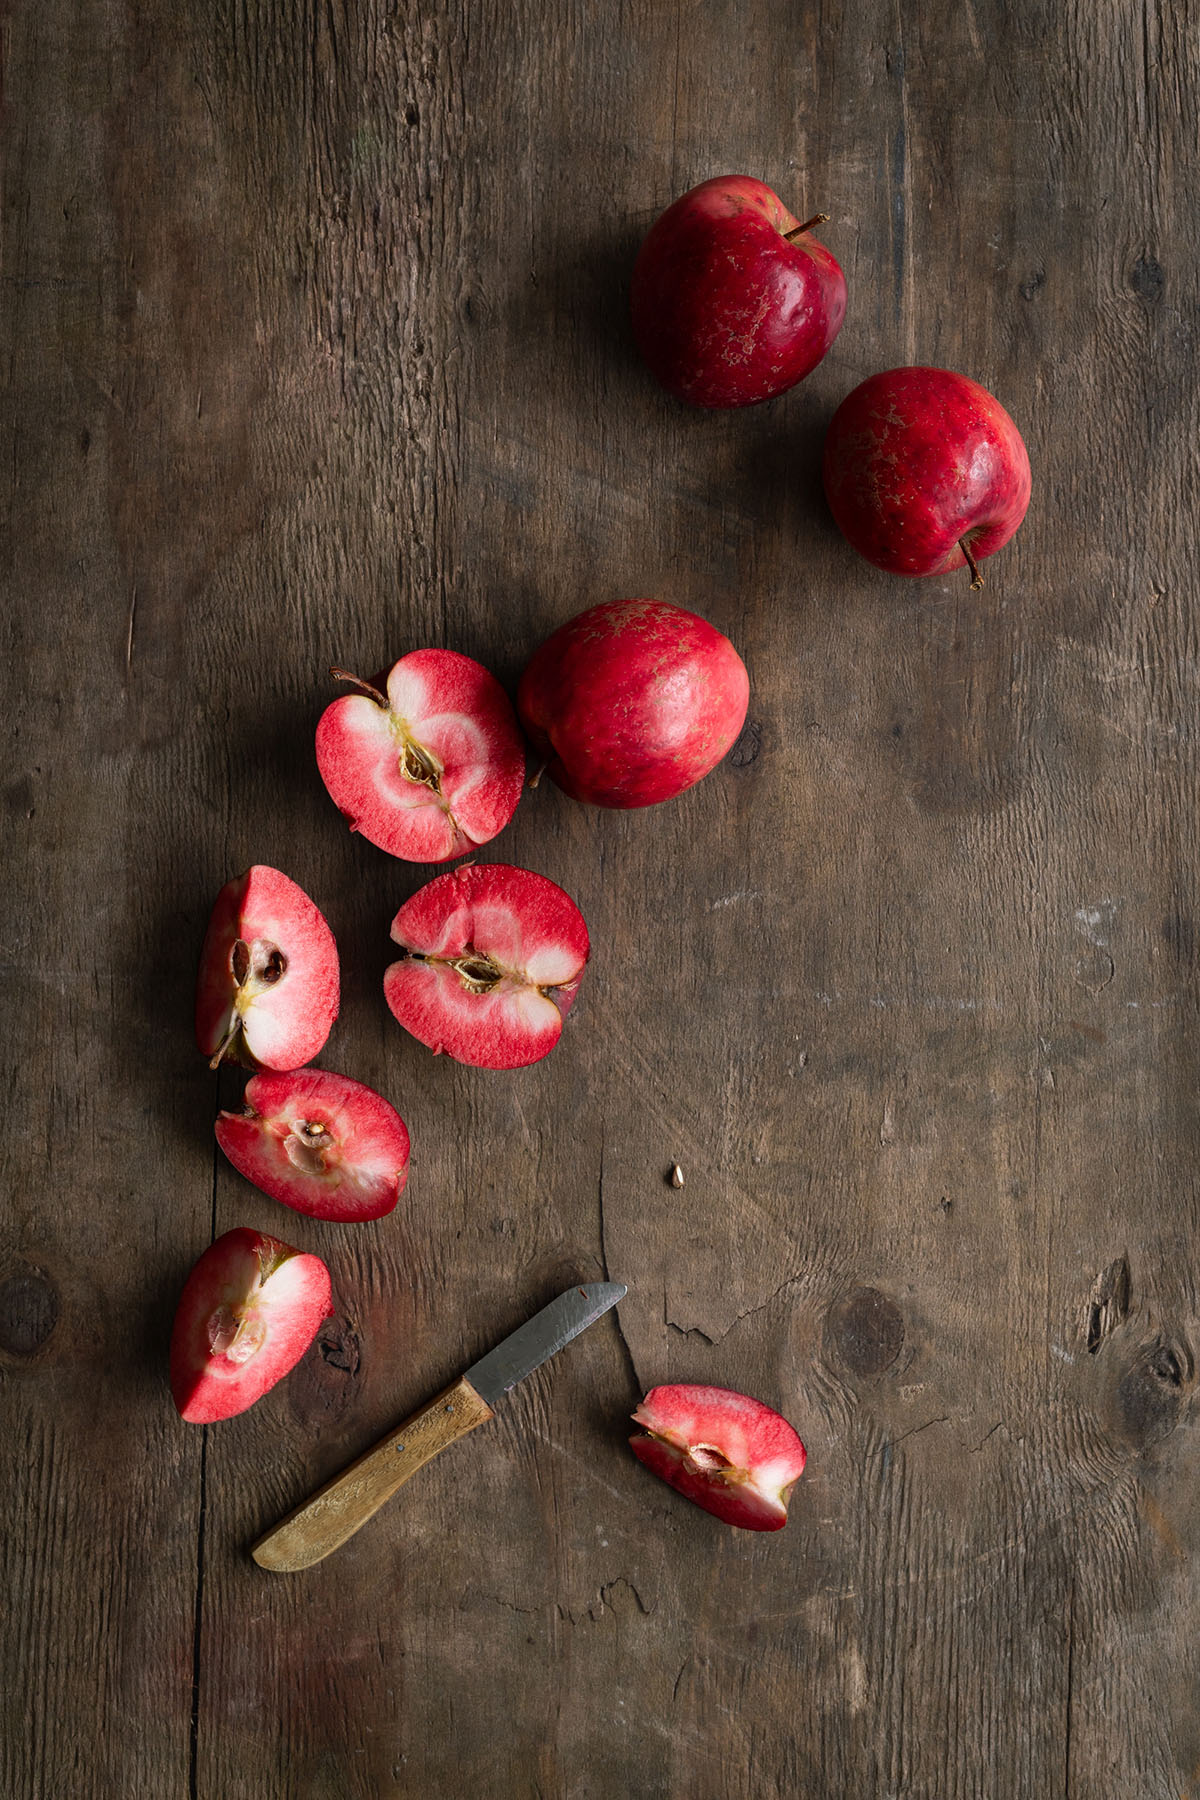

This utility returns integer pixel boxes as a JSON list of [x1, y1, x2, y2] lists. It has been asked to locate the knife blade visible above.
[[251, 1280, 627, 1572]]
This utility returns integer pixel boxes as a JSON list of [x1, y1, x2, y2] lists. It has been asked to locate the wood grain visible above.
[[4, 0, 1200, 1794]]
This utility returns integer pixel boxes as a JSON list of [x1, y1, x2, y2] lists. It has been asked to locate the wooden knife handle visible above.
[[251, 1375, 494, 1572]]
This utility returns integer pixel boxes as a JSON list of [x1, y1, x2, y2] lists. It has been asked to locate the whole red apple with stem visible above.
[[631, 175, 847, 408], [517, 598, 749, 809], [822, 367, 1032, 587]]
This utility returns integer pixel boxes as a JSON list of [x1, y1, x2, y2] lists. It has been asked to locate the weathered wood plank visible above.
[[4, 0, 1200, 1794]]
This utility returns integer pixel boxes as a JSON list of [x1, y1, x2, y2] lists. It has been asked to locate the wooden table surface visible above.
[[6, 0, 1199, 1794]]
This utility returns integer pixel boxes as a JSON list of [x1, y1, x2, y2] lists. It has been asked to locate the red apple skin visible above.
[[630, 1384, 806, 1530], [517, 599, 749, 809], [384, 863, 589, 1070], [215, 1069, 410, 1223], [170, 1227, 333, 1424], [195, 865, 340, 1073], [631, 175, 847, 409], [822, 367, 1032, 580]]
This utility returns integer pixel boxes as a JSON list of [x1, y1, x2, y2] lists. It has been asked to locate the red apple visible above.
[[315, 650, 525, 863], [630, 175, 847, 408], [630, 1384, 806, 1530], [216, 1069, 410, 1223], [822, 366, 1032, 585], [170, 1227, 333, 1423], [517, 598, 749, 809], [383, 863, 588, 1069], [195, 865, 339, 1072]]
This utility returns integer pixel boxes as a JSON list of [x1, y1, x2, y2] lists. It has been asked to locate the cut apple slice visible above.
[[383, 863, 589, 1069], [195, 865, 339, 1072], [630, 1384, 806, 1530], [170, 1227, 333, 1423], [216, 1068, 410, 1222], [315, 650, 526, 863]]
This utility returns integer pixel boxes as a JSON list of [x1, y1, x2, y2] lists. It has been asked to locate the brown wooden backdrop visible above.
[[4, 0, 1200, 1794]]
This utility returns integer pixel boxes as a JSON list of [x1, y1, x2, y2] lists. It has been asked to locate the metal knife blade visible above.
[[464, 1280, 627, 1409]]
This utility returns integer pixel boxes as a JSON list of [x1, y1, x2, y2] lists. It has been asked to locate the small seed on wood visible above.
[[670, 1163, 685, 1189]]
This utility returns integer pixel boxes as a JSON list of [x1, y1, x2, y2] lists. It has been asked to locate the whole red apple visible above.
[[630, 175, 846, 408], [516, 598, 749, 809], [822, 367, 1032, 586]]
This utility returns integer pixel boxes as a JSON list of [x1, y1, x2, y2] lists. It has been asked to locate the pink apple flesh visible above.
[[630, 1383, 807, 1530], [315, 649, 525, 863], [517, 598, 750, 808], [215, 1068, 411, 1223], [195, 865, 340, 1073], [631, 174, 847, 409], [170, 1227, 333, 1423], [822, 366, 1032, 582], [383, 863, 589, 1069]]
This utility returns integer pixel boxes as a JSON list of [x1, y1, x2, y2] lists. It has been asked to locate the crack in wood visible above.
[[1084, 1255, 1131, 1353]]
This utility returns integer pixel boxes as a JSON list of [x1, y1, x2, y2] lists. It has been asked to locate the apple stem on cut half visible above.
[[783, 212, 830, 242], [329, 665, 389, 708], [208, 1015, 243, 1071], [959, 538, 985, 590]]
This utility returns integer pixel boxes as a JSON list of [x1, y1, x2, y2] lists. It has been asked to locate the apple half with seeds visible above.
[[383, 863, 589, 1069], [630, 1384, 806, 1530], [170, 1227, 333, 1423], [216, 1068, 411, 1223], [195, 865, 339, 1072], [315, 649, 526, 862]]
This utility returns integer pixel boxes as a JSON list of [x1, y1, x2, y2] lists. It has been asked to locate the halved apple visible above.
[[383, 863, 589, 1069], [315, 650, 525, 863]]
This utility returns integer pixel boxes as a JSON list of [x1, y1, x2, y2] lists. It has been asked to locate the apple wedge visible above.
[[170, 1227, 333, 1423], [383, 863, 589, 1069], [630, 1384, 806, 1530], [195, 865, 339, 1072], [216, 1069, 410, 1223]]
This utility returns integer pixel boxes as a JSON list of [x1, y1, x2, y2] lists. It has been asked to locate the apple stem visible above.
[[208, 1017, 241, 1071], [528, 762, 546, 790], [330, 665, 388, 707], [783, 212, 830, 242], [959, 539, 985, 591]]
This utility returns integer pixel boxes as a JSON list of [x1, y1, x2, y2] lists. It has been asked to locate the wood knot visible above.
[[728, 720, 762, 768], [828, 1287, 905, 1377], [0, 1265, 60, 1358], [1130, 256, 1164, 304], [287, 1313, 364, 1424], [1116, 1333, 1193, 1448]]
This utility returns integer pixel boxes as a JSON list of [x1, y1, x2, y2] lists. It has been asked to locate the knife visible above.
[[251, 1280, 628, 1571]]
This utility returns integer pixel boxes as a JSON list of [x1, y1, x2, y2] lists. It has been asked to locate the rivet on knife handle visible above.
[[252, 1376, 493, 1572]]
